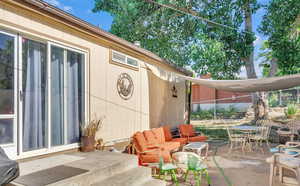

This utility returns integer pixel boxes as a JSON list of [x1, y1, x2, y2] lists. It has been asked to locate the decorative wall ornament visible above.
[[117, 73, 134, 100], [172, 84, 178, 98]]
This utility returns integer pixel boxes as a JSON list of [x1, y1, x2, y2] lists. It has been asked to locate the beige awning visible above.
[[146, 64, 300, 92]]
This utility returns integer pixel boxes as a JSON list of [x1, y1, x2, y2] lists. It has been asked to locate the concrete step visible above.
[[92, 166, 152, 186], [141, 179, 167, 186], [40, 152, 140, 186]]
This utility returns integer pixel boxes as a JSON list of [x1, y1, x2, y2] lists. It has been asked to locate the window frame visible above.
[[111, 50, 140, 69]]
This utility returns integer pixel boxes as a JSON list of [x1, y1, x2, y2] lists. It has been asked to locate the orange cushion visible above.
[[179, 124, 195, 137], [163, 126, 173, 141], [139, 149, 171, 164], [171, 138, 188, 145], [161, 142, 180, 151], [151, 128, 165, 144], [143, 130, 159, 146], [188, 136, 208, 142], [133, 132, 148, 152]]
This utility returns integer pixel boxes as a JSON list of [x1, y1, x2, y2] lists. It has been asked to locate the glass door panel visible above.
[[0, 119, 13, 144], [0, 33, 14, 115], [0, 31, 17, 158], [66, 50, 84, 144], [22, 38, 48, 152], [50, 46, 64, 146], [0, 32, 15, 145]]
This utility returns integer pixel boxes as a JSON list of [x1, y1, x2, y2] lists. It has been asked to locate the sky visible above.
[[44, 0, 270, 78]]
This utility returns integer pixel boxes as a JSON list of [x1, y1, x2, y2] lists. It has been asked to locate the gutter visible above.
[[8, 0, 192, 76]]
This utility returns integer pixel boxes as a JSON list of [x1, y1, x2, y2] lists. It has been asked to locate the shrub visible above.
[[285, 104, 298, 118]]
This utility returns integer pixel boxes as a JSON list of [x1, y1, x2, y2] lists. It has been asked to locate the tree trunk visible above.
[[244, 1, 257, 80], [244, 1, 267, 122], [268, 58, 278, 77]]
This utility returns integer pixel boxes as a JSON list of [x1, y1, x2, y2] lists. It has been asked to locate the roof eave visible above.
[[9, 0, 192, 76]]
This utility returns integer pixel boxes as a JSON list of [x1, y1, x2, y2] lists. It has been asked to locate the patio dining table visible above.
[[231, 125, 260, 152]]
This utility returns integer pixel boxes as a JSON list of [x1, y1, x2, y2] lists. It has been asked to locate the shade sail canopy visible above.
[[146, 64, 300, 92]]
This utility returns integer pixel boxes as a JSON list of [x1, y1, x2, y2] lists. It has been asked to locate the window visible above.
[[111, 50, 139, 68]]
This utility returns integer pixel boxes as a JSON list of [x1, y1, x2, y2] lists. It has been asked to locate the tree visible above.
[[258, 41, 278, 77], [93, 0, 265, 120], [259, 0, 300, 75], [93, 0, 259, 79]]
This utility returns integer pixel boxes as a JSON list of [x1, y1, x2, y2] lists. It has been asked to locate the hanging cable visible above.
[[144, 0, 253, 35]]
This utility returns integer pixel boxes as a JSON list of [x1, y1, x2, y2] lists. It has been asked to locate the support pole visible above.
[[279, 90, 282, 106], [297, 88, 299, 104]]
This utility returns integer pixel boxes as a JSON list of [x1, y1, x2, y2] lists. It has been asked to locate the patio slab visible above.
[[166, 143, 290, 186], [10, 151, 165, 186]]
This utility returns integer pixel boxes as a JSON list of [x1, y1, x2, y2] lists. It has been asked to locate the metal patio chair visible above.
[[227, 127, 247, 153]]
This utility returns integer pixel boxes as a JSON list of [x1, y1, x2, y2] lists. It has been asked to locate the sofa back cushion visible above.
[[133, 132, 148, 152], [151, 128, 165, 144], [162, 126, 173, 141], [143, 130, 159, 146], [179, 124, 195, 137]]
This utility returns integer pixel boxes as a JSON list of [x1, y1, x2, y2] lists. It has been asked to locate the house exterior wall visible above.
[[0, 0, 187, 148], [149, 73, 186, 129]]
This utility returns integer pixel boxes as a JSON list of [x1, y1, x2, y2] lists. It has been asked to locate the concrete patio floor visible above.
[[9, 150, 164, 186], [166, 143, 289, 186]]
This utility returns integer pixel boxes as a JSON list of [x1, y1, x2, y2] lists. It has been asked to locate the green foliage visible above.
[[195, 126, 228, 140], [258, 41, 275, 77], [191, 105, 244, 120], [268, 93, 279, 107], [93, 0, 259, 79], [285, 103, 298, 117], [259, 0, 300, 75]]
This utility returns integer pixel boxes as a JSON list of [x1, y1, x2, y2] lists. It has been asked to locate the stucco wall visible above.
[[0, 1, 186, 143], [149, 73, 186, 129]]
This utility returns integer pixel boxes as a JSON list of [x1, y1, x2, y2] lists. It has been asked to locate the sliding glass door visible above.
[[0, 30, 86, 158], [22, 38, 48, 152]]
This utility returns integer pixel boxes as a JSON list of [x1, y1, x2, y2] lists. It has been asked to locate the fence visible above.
[[268, 87, 300, 107]]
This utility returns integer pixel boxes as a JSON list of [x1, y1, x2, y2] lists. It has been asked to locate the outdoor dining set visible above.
[[229, 119, 300, 186], [227, 124, 271, 154]]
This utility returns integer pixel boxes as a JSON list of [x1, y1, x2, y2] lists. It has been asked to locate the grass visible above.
[[195, 125, 229, 140]]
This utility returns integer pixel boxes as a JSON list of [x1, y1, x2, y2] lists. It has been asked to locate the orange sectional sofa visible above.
[[132, 127, 184, 165], [132, 125, 208, 166]]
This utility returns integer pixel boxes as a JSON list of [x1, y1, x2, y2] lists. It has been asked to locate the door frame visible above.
[[0, 26, 89, 160], [17, 37, 88, 159], [0, 30, 18, 159]]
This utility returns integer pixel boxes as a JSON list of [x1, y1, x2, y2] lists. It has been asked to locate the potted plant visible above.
[[285, 104, 298, 119], [81, 116, 105, 152]]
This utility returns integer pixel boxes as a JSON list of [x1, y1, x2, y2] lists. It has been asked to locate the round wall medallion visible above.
[[117, 73, 134, 100]]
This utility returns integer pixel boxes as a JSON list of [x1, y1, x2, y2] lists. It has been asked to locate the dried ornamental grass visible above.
[[81, 116, 105, 137]]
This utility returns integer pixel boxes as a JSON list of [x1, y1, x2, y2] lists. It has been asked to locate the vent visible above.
[[111, 50, 139, 68]]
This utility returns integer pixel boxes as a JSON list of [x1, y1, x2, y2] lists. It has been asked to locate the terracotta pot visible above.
[[81, 136, 95, 152], [287, 115, 296, 119]]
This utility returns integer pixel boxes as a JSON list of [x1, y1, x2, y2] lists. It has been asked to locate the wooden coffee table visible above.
[[182, 142, 209, 159]]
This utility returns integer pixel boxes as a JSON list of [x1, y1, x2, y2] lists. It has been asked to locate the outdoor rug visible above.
[[19, 154, 85, 176], [14, 165, 88, 186]]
